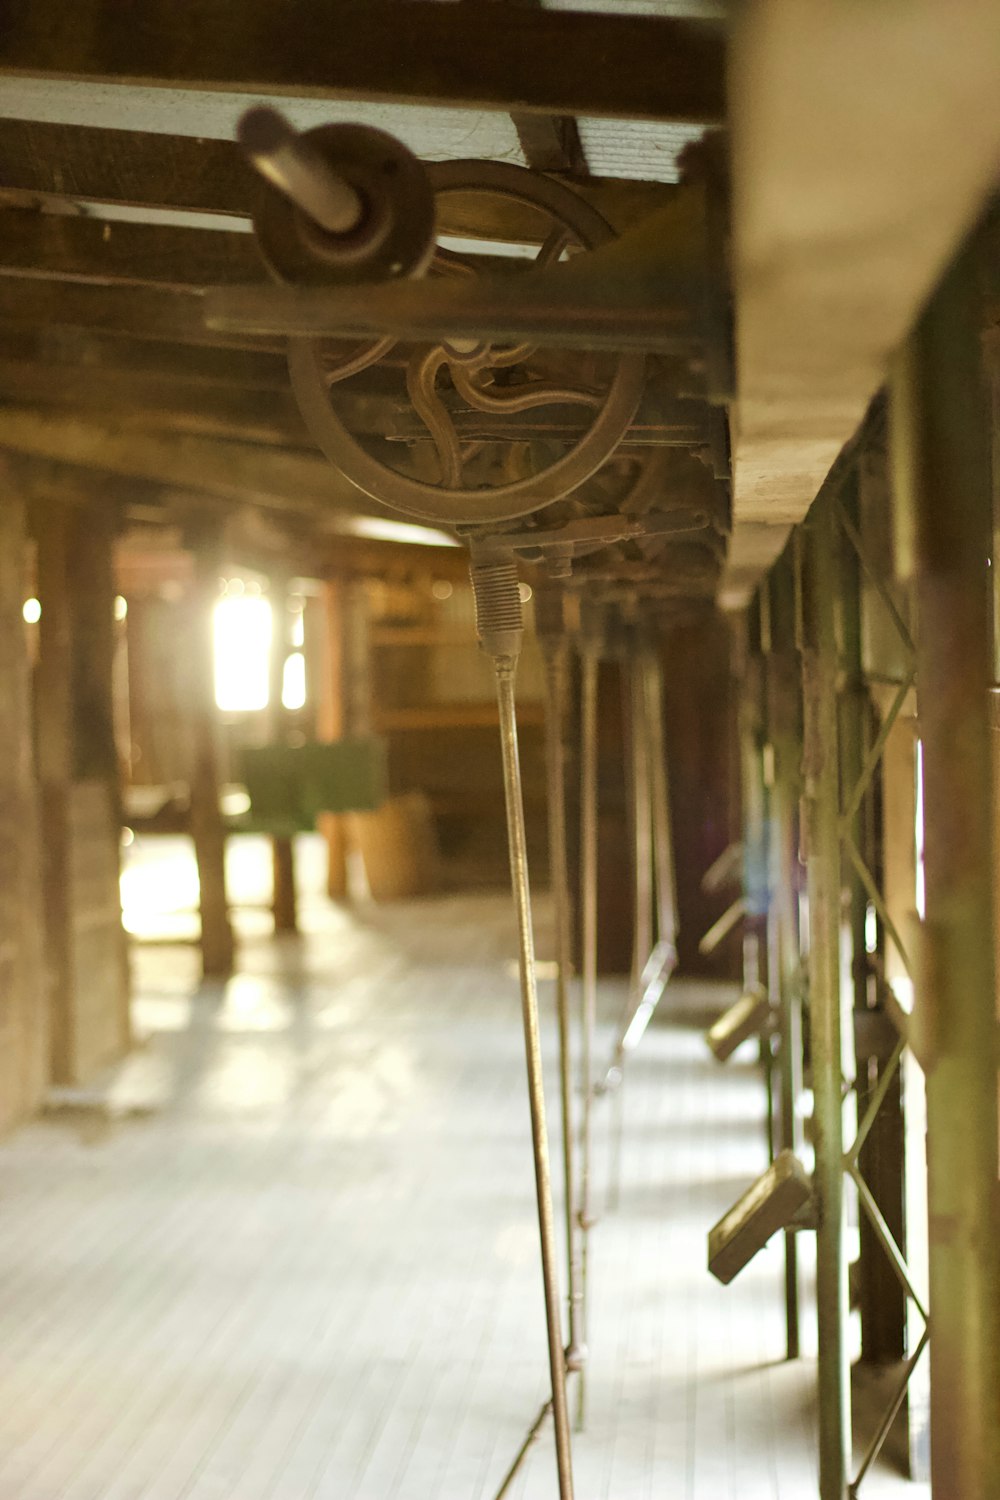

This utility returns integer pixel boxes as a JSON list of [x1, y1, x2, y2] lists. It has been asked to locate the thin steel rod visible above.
[[842, 832, 912, 978], [597, 648, 677, 1092], [839, 669, 915, 830], [848, 1328, 930, 1499], [847, 1162, 929, 1322], [846, 1038, 905, 1166], [493, 1400, 553, 1500], [765, 577, 803, 1362], [576, 646, 599, 1432], [598, 940, 676, 1093], [543, 646, 584, 1370], [801, 500, 851, 1500], [835, 496, 917, 660], [629, 650, 654, 994], [605, 649, 652, 1214], [495, 658, 574, 1499], [238, 106, 364, 235], [645, 651, 679, 946], [698, 895, 746, 956]]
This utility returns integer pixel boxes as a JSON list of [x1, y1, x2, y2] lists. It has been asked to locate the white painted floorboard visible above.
[[0, 869, 929, 1499]]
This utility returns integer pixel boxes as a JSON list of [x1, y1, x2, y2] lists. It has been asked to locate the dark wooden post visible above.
[[188, 525, 234, 976], [0, 458, 48, 1129], [318, 570, 348, 901], [268, 570, 298, 933], [35, 494, 130, 1083]]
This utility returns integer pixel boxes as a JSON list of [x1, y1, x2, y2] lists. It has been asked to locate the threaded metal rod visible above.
[[543, 639, 586, 1374], [495, 659, 574, 1499], [576, 645, 599, 1431], [471, 555, 573, 1499]]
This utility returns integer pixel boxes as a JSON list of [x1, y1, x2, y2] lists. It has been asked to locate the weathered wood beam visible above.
[[0, 3, 725, 124], [0, 375, 314, 448], [724, 0, 1000, 605], [502, 0, 587, 176], [0, 277, 280, 350], [512, 113, 587, 177], [0, 118, 679, 239], [0, 408, 370, 519], [0, 328, 295, 390], [0, 361, 713, 451], [0, 206, 262, 289]]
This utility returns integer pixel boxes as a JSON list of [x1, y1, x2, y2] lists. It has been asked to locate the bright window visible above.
[[214, 596, 272, 712]]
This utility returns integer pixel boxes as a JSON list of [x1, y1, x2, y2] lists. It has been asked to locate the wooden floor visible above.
[[0, 843, 928, 1499]]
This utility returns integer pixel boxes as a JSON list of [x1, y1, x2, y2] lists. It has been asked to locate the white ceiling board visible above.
[[577, 119, 704, 182], [0, 78, 527, 163], [544, 1, 724, 15]]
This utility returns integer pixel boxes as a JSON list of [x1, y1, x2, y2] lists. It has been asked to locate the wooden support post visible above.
[[268, 572, 298, 934], [800, 499, 851, 1500], [892, 235, 1000, 1500], [35, 495, 130, 1083], [188, 527, 234, 977], [318, 571, 348, 902], [879, 702, 930, 1480], [35, 498, 75, 1084], [0, 461, 47, 1131]]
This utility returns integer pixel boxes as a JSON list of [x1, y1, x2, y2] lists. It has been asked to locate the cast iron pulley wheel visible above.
[[286, 160, 646, 526]]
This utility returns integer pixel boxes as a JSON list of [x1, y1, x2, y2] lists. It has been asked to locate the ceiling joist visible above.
[[0, 2, 725, 125]]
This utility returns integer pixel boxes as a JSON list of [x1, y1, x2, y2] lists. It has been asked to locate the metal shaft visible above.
[[800, 499, 851, 1500], [892, 234, 1000, 1500], [765, 562, 803, 1362], [495, 657, 574, 1500], [576, 644, 599, 1431], [239, 105, 364, 236], [644, 650, 678, 951], [629, 650, 655, 989], [543, 643, 585, 1371]]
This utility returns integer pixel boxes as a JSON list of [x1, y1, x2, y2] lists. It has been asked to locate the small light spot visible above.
[[22, 598, 41, 624]]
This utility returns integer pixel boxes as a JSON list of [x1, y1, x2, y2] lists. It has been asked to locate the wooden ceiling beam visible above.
[[0, 407, 373, 520], [724, 0, 1000, 605], [0, 206, 262, 290], [0, 2, 725, 124], [0, 277, 281, 350], [0, 118, 679, 240]]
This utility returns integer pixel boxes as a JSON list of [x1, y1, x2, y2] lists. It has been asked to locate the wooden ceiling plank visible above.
[[0, 206, 262, 290], [0, 277, 281, 350], [0, 2, 725, 125], [0, 118, 679, 240], [0, 407, 371, 519]]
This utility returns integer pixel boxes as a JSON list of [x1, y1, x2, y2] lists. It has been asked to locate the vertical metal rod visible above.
[[495, 657, 575, 1500], [630, 650, 654, 988], [644, 649, 678, 948], [576, 644, 599, 1432], [892, 235, 1000, 1500], [542, 642, 585, 1371], [606, 646, 652, 1212], [800, 498, 851, 1500], [766, 561, 803, 1361]]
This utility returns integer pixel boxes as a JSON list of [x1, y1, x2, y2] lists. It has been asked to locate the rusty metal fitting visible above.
[[242, 109, 436, 287], [469, 552, 524, 662]]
